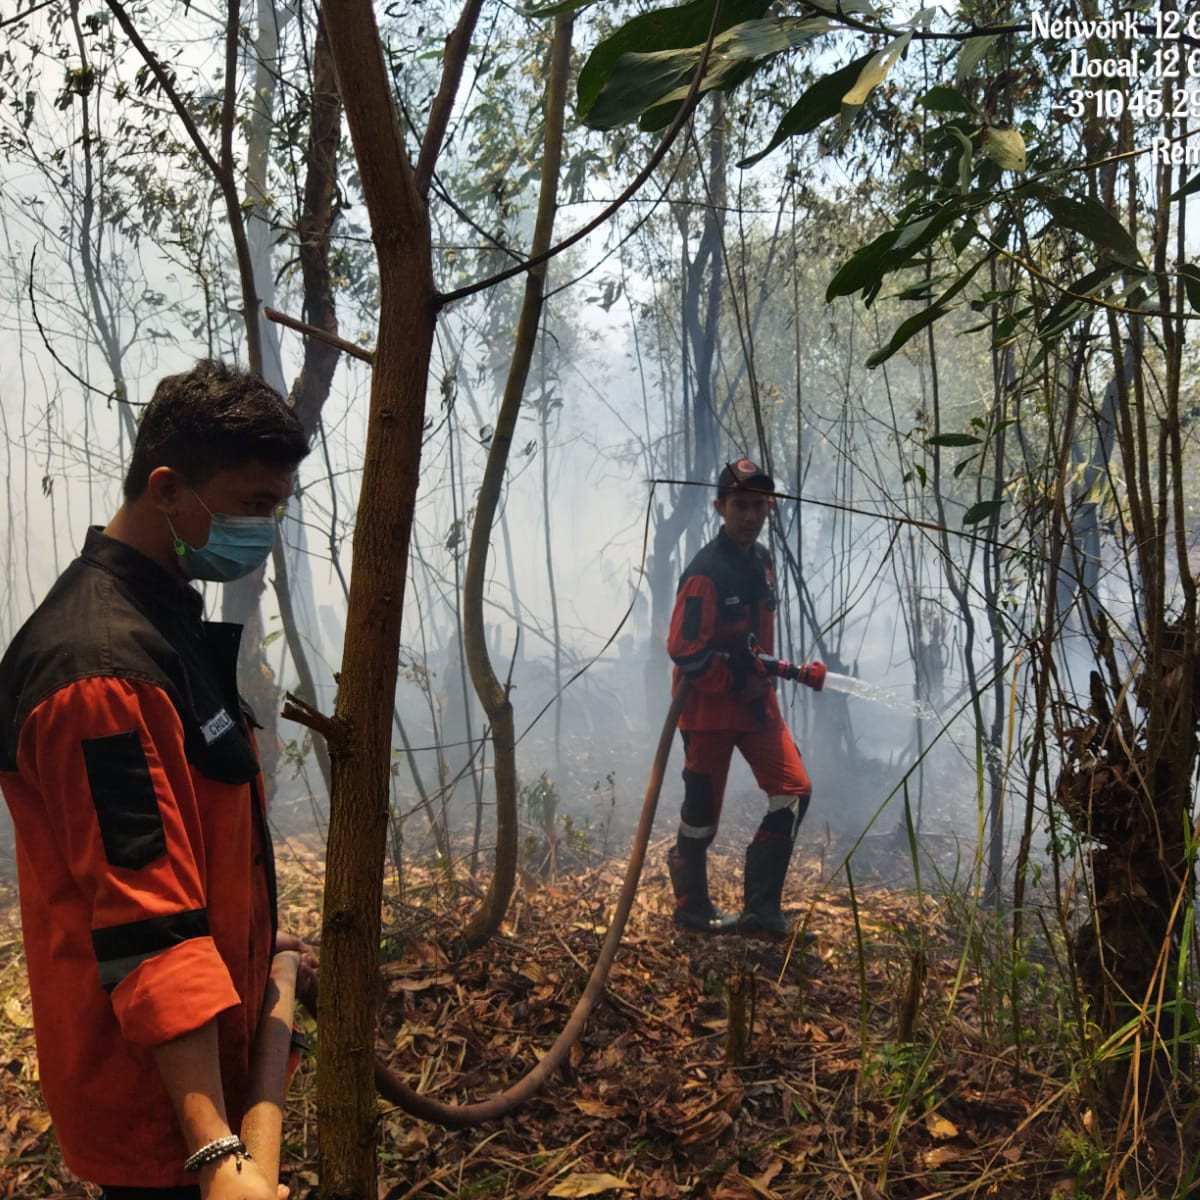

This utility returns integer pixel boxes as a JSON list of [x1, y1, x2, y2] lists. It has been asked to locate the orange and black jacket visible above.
[[0, 528, 276, 1188], [667, 528, 783, 731]]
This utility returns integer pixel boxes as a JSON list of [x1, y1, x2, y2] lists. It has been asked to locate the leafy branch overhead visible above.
[[568, 0, 1198, 380]]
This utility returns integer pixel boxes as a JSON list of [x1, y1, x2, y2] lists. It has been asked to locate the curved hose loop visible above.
[[297, 682, 688, 1128]]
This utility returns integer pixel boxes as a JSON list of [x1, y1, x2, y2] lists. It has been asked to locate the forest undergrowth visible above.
[[1, 823, 1197, 1200]]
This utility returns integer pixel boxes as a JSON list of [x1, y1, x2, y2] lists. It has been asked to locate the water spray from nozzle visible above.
[[819, 671, 939, 721], [747, 634, 938, 721]]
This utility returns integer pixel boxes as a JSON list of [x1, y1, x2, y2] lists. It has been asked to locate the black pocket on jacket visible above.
[[82, 730, 166, 870]]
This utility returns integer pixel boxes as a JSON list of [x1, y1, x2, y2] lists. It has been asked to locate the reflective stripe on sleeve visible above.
[[673, 650, 715, 677]]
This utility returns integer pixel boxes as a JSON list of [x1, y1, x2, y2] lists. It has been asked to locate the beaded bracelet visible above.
[[183, 1134, 252, 1174]]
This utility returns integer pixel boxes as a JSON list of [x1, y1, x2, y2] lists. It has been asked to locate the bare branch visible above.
[[0, 0, 57, 31], [104, 0, 263, 371], [265, 306, 373, 364], [436, 0, 729, 308], [415, 0, 485, 200], [103, 0, 228, 189], [280, 691, 347, 748], [26, 251, 137, 406]]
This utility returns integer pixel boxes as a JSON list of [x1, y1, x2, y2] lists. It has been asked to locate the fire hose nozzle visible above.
[[747, 635, 825, 691]]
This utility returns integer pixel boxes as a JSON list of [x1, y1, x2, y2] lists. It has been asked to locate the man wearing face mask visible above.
[[0, 360, 311, 1200]]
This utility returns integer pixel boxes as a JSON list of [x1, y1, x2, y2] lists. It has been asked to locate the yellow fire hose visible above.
[[295, 682, 689, 1128]]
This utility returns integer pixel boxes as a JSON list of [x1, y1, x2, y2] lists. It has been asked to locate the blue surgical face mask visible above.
[[168, 491, 277, 582]]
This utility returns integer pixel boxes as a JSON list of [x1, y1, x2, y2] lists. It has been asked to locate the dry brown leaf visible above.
[[3, 998, 32, 1030], [713, 1073, 745, 1115], [18, 1110, 51, 1134], [754, 1157, 784, 1189], [713, 1162, 784, 1200], [385, 976, 439, 992], [642, 1172, 684, 1199], [547, 1171, 635, 1197], [575, 1098, 624, 1118], [676, 1109, 733, 1146], [521, 961, 551, 984], [387, 1124, 428, 1157], [922, 1146, 961, 1168], [711, 1174, 758, 1200], [925, 1112, 959, 1139]]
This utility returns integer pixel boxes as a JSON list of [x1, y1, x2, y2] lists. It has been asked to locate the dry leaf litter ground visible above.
[[2, 821, 1195, 1199]]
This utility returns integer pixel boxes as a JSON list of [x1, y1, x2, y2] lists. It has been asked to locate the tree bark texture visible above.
[[318, 0, 435, 1195]]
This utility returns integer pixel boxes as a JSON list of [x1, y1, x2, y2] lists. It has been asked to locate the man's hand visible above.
[[275, 931, 318, 1000], [200, 1149, 287, 1200]]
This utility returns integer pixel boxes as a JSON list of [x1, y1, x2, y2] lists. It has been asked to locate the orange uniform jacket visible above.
[[0, 529, 275, 1188], [668, 529, 784, 731]]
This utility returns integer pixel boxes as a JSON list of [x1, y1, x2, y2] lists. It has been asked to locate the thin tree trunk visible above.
[[447, 410, 485, 874], [461, 13, 573, 948], [539, 368, 563, 774], [310, 1, 436, 1194], [272, 14, 343, 802]]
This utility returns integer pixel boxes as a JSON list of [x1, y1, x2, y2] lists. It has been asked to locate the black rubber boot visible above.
[[738, 837, 816, 944], [667, 847, 738, 934]]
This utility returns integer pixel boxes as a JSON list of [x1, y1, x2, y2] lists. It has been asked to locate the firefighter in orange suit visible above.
[[0, 362, 312, 1200], [666, 459, 825, 939]]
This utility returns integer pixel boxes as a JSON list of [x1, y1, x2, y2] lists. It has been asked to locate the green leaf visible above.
[[1034, 188, 1144, 266], [955, 34, 997, 84], [901, 168, 938, 193], [627, 18, 831, 132], [843, 32, 910, 106], [1179, 263, 1200, 311], [950, 214, 978, 252], [577, 0, 772, 124], [982, 125, 1026, 172], [893, 209, 941, 252], [895, 278, 939, 301], [963, 499, 1003, 526], [263, 629, 285, 648], [866, 256, 986, 363], [827, 200, 967, 304], [825, 227, 902, 301], [866, 303, 950, 367], [1034, 263, 1129, 338], [920, 84, 973, 113], [926, 433, 983, 447], [839, 31, 911, 135], [1036, 295, 1089, 342], [738, 50, 876, 167]]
